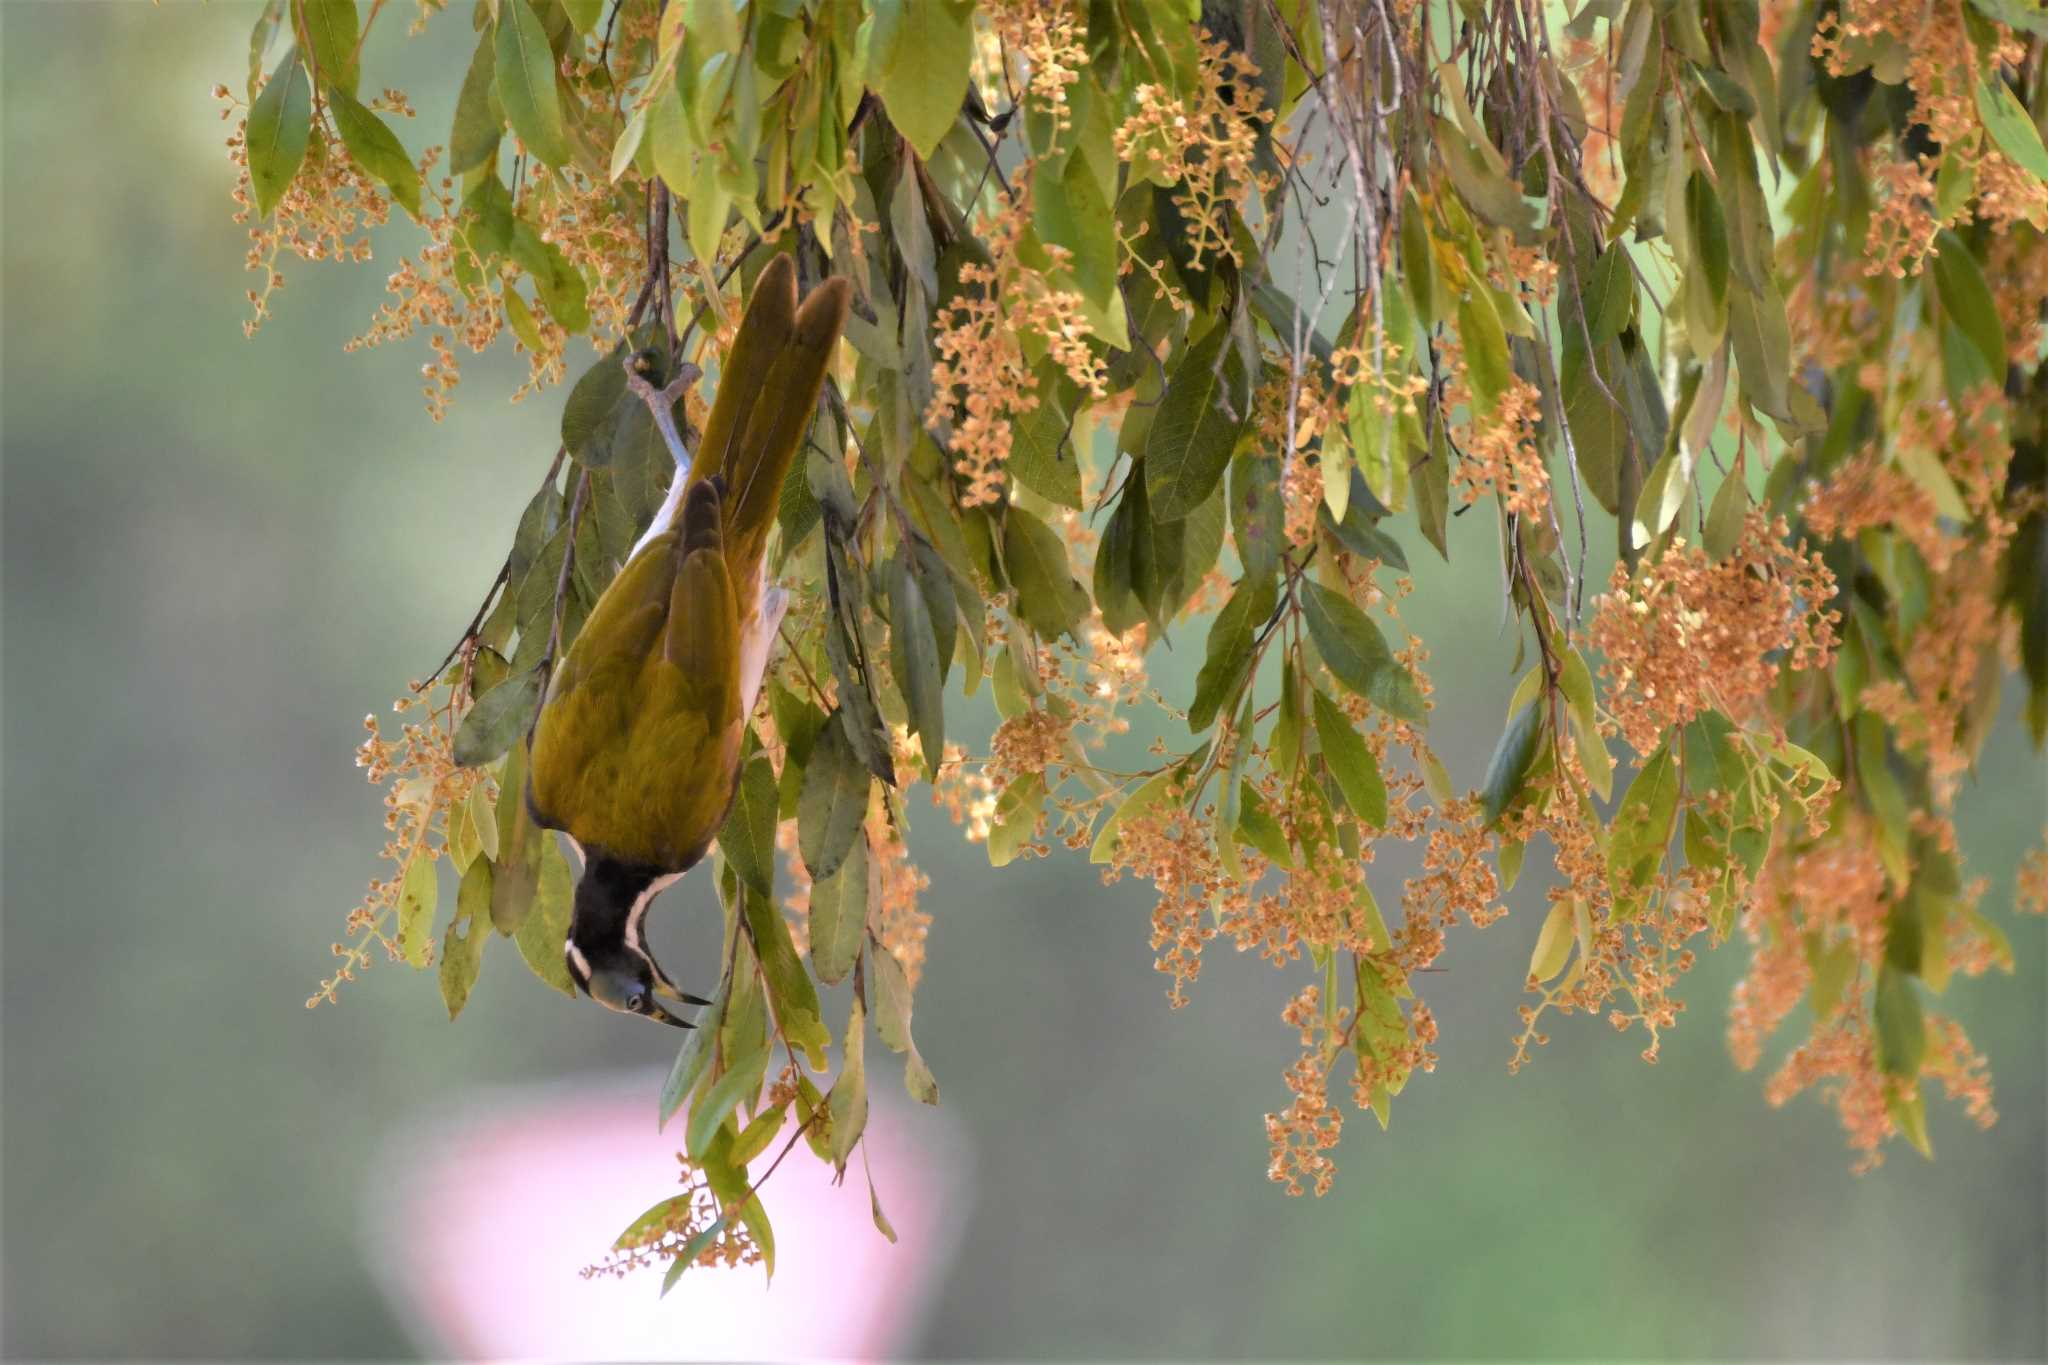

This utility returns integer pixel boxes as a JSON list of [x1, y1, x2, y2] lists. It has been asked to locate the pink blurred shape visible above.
[[367, 1071, 972, 1360]]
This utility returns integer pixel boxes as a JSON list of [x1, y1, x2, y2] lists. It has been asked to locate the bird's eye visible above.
[[625, 992, 646, 1013]]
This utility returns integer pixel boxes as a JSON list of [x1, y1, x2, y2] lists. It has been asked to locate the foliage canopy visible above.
[[222, 0, 2048, 1283]]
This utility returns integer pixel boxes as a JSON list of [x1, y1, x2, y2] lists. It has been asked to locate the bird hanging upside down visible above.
[[525, 254, 850, 1026]]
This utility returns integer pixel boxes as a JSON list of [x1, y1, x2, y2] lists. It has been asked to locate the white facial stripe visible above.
[[622, 873, 681, 959], [565, 940, 591, 983]]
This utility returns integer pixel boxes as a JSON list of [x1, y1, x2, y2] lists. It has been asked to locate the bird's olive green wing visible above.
[[717, 275, 851, 582], [690, 254, 798, 506], [526, 532, 676, 838]]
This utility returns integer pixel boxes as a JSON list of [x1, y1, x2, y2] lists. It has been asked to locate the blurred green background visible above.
[[3, 2, 2043, 1357]]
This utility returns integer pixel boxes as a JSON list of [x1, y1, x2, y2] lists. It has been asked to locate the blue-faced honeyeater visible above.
[[525, 255, 850, 1027]]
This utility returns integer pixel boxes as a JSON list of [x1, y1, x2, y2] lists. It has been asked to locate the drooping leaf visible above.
[[1976, 75, 2048, 181], [742, 886, 829, 1069], [827, 996, 870, 1170], [870, 942, 939, 1104], [440, 856, 493, 1018], [397, 852, 438, 968], [718, 754, 779, 896], [513, 834, 576, 995], [453, 669, 543, 768], [1313, 689, 1389, 828], [449, 30, 502, 175], [1930, 230, 2007, 378], [247, 50, 313, 219], [1480, 695, 1546, 826], [798, 715, 870, 882], [1146, 324, 1253, 522], [865, 0, 975, 159], [889, 551, 946, 773], [328, 86, 422, 219], [1003, 506, 1091, 640], [298, 0, 360, 95], [1299, 581, 1427, 723], [1189, 575, 1277, 733], [808, 835, 869, 986], [494, 0, 574, 168]]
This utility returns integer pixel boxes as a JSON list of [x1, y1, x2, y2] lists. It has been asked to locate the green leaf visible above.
[[1609, 743, 1680, 892], [327, 86, 422, 219], [450, 30, 501, 175], [512, 220, 590, 332], [1090, 766, 1182, 863], [1008, 366, 1083, 508], [798, 715, 870, 882], [1299, 580, 1426, 723], [1313, 689, 1388, 827], [1726, 282, 1794, 421], [1145, 324, 1252, 521], [489, 747, 539, 934], [1035, 149, 1121, 324], [687, 1043, 769, 1160], [1230, 452, 1285, 583], [561, 0, 605, 34], [494, 0, 574, 168], [1480, 696, 1546, 826], [870, 943, 939, 1104], [1930, 229, 2007, 377], [889, 553, 945, 773], [440, 857, 493, 1018], [397, 852, 438, 968], [808, 835, 869, 986], [453, 669, 543, 767], [1976, 75, 2048, 181], [299, 0, 360, 96], [246, 50, 313, 219], [719, 754, 780, 896], [827, 996, 869, 1170], [1003, 506, 1091, 639], [514, 835, 576, 994], [1969, 0, 2048, 33], [1580, 245, 1634, 345], [660, 1210, 734, 1294], [1458, 288, 1512, 414], [987, 771, 1046, 867], [1189, 575, 1277, 733], [865, 0, 975, 159], [1527, 899, 1575, 983], [742, 886, 829, 1068], [1236, 783, 1293, 866], [1874, 962, 1928, 1077], [1704, 461, 1748, 559], [661, 979, 728, 1127]]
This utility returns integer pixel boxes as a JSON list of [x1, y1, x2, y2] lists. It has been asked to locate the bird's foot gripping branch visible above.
[[237, 0, 2048, 1285]]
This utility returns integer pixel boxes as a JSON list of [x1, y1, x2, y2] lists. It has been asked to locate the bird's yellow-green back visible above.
[[525, 256, 849, 869]]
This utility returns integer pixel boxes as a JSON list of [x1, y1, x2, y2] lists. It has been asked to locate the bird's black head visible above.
[[564, 854, 702, 1028]]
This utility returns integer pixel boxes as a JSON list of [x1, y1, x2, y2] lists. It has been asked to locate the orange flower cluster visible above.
[[1590, 513, 1840, 757], [925, 175, 1108, 505], [1452, 376, 1551, 520], [981, 0, 1088, 136], [581, 1158, 764, 1280], [1266, 986, 1344, 1197], [315, 677, 485, 1006], [1113, 37, 1276, 271], [218, 83, 400, 340]]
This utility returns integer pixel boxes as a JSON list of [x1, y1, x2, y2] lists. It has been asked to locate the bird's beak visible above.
[[648, 957, 714, 1009], [642, 996, 695, 1029]]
